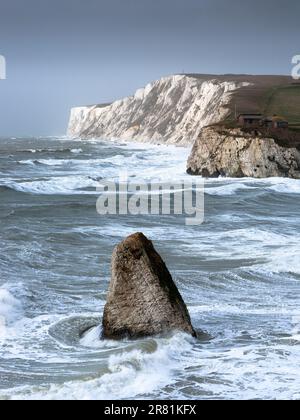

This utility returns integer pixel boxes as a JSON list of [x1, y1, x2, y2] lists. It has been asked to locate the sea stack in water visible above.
[[102, 233, 196, 339]]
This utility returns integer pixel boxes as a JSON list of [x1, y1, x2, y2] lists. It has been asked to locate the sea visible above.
[[0, 136, 299, 400]]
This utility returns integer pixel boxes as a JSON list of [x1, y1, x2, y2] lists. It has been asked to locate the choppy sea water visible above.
[[0, 136, 299, 400]]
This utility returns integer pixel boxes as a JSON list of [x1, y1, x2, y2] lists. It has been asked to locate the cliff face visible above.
[[187, 127, 300, 179], [67, 75, 246, 145]]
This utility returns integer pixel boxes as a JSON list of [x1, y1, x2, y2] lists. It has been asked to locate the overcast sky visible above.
[[0, 0, 299, 136]]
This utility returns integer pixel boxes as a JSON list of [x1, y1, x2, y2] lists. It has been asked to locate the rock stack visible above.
[[102, 233, 196, 339]]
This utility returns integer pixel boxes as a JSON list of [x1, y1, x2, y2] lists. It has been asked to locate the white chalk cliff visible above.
[[67, 75, 247, 145]]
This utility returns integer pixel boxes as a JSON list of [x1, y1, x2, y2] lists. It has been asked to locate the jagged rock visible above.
[[187, 126, 300, 179], [102, 233, 196, 339]]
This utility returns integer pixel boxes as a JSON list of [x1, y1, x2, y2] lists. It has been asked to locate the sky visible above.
[[0, 0, 299, 136]]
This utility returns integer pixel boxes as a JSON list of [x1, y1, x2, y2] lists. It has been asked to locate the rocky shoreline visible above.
[[187, 126, 300, 179]]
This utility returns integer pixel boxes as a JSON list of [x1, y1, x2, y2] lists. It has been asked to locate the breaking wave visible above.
[[3, 332, 195, 400]]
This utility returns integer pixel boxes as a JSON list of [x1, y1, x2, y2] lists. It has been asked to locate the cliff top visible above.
[[180, 74, 300, 133], [93, 74, 300, 128], [206, 124, 300, 152]]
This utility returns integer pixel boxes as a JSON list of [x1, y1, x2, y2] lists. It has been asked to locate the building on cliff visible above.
[[263, 115, 289, 129], [237, 114, 264, 128], [238, 113, 289, 130]]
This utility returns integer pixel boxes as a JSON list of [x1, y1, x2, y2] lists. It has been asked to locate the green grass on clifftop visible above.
[[264, 85, 300, 129], [186, 75, 300, 129]]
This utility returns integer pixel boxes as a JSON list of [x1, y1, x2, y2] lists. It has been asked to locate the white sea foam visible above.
[[70, 148, 83, 154], [4, 325, 300, 400], [202, 177, 300, 196], [205, 182, 256, 196], [2, 176, 100, 195], [0, 287, 23, 337], [264, 245, 300, 274], [6, 144, 192, 195], [13, 142, 295, 198], [5, 333, 194, 400], [220, 227, 300, 274], [18, 159, 69, 166], [267, 177, 300, 194], [79, 326, 113, 348]]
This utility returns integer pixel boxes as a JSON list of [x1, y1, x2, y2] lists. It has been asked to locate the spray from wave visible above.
[[0, 287, 23, 337]]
